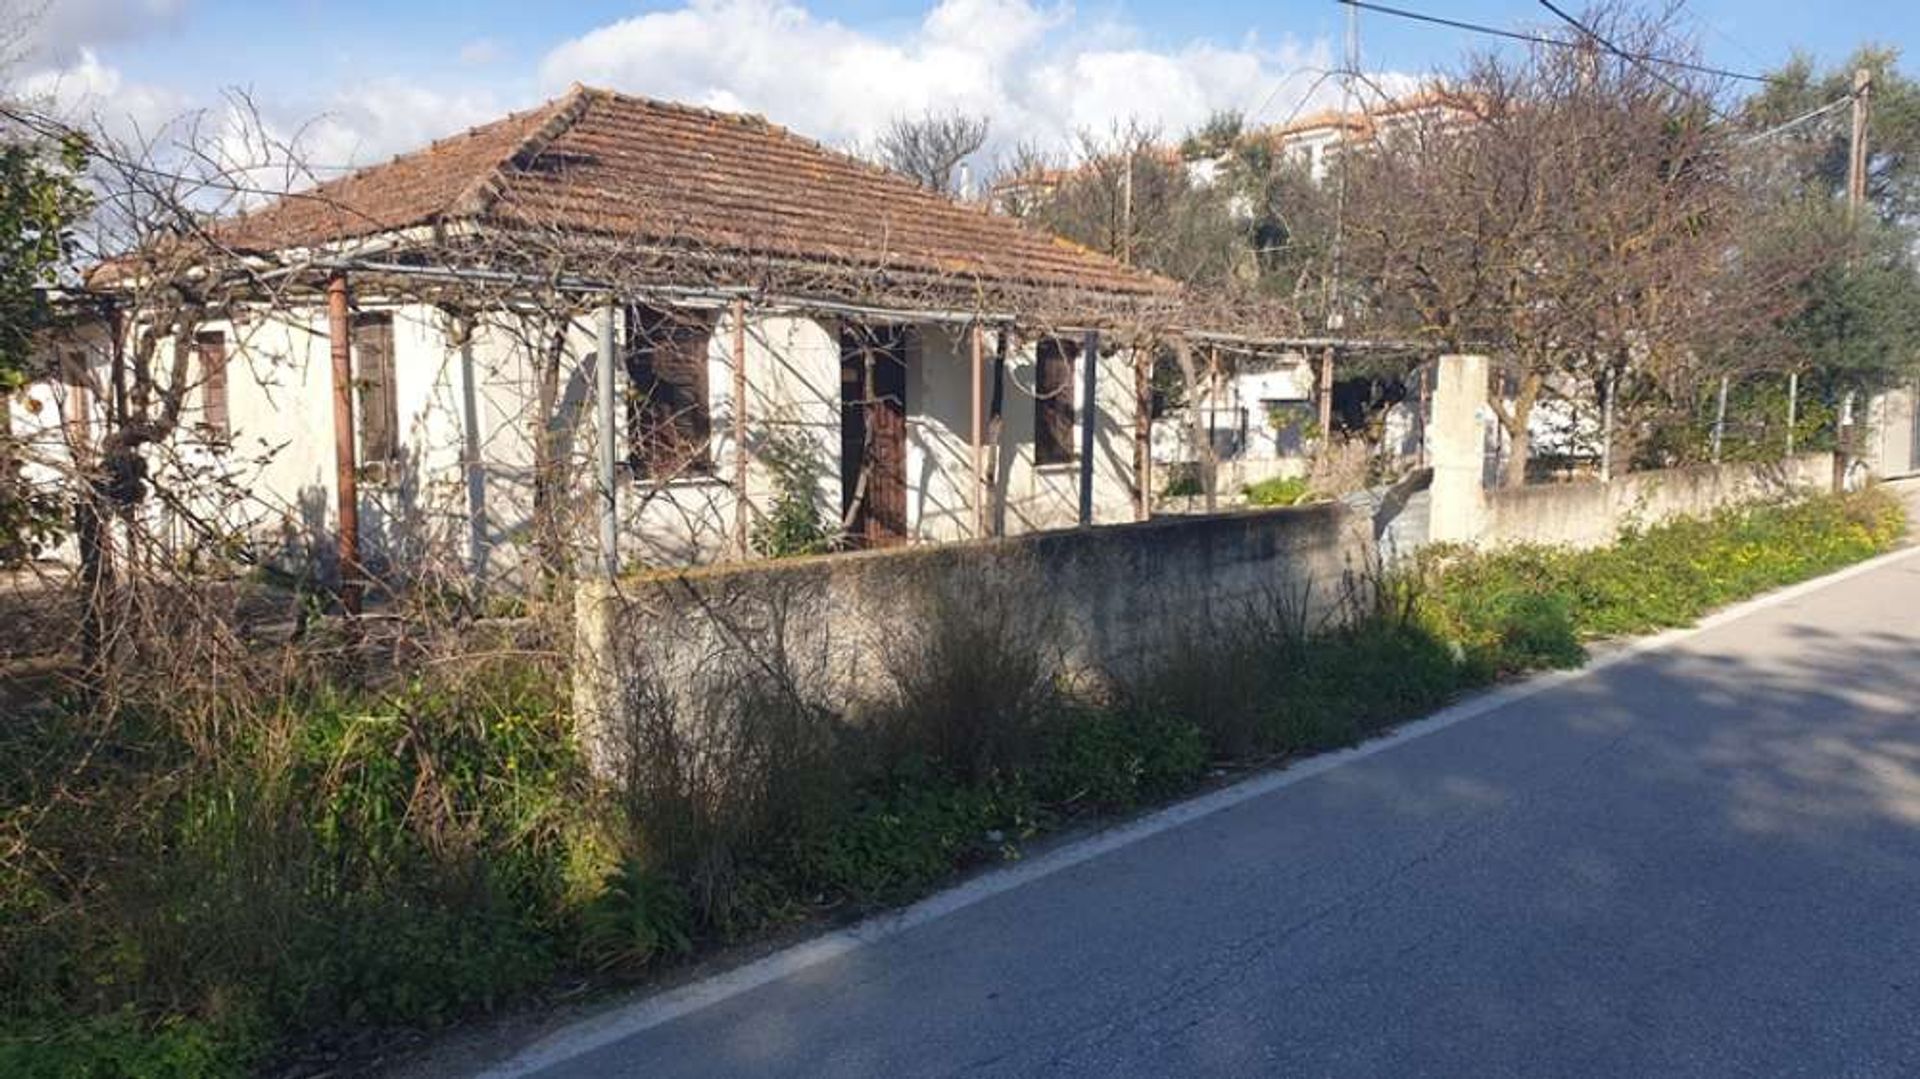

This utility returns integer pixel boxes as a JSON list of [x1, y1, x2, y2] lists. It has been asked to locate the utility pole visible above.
[[1325, 0, 1358, 335], [1847, 68, 1872, 223], [1836, 69, 1871, 490]]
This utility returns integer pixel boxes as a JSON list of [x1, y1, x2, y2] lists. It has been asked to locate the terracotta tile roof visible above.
[[1261, 88, 1484, 146], [219, 85, 1172, 304]]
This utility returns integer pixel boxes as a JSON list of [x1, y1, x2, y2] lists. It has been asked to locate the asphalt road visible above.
[[511, 545, 1920, 1079]]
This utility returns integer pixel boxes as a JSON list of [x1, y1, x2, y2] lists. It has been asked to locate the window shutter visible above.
[[1034, 337, 1078, 465], [352, 313, 399, 467], [196, 331, 229, 442], [624, 305, 714, 478]]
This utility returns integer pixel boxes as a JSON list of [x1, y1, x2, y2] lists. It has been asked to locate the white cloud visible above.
[[290, 80, 508, 169], [539, 0, 1365, 161], [14, 46, 191, 137], [13, 48, 505, 214], [189, 81, 509, 208], [458, 38, 503, 67], [15, 46, 501, 166], [5, 0, 189, 66], [8, 0, 1411, 211]]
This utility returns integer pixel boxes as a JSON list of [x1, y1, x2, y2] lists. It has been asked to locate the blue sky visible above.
[[18, 1, 1919, 172], [99, 1, 1916, 86]]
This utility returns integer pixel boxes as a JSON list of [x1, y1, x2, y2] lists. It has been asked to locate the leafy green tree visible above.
[[1784, 217, 1920, 392], [1736, 50, 1920, 447], [1219, 137, 1337, 311], [1179, 110, 1245, 159], [0, 119, 90, 563], [0, 124, 88, 390], [1740, 47, 1920, 224]]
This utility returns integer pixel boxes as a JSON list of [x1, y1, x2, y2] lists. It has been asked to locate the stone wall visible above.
[[574, 505, 1376, 764]]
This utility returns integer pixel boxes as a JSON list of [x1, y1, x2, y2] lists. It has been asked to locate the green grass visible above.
[[0, 657, 591, 1077], [1418, 489, 1906, 674], [1242, 475, 1311, 507], [2, 489, 1902, 1076]]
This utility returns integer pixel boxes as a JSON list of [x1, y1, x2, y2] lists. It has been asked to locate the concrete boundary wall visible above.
[[574, 506, 1376, 763], [1427, 354, 1836, 551], [1866, 385, 1918, 480], [573, 355, 1847, 764], [1478, 454, 1836, 549]]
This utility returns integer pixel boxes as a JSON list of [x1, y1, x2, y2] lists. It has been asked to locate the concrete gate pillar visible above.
[[1428, 354, 1489, 544]]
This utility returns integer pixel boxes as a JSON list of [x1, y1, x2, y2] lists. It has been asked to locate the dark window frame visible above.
[[195, 330, 230, 445], [352, 312, 401, 473], [1034, 336, 1079, 466], [624, 304, 715, 480]]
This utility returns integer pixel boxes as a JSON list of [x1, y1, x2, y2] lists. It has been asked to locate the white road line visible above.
[[476, 541, 1920, 1079]]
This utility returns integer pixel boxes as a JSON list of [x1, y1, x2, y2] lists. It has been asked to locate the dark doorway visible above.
[[840, 324, 911, 547]]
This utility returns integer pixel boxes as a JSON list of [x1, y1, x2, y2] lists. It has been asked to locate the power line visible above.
[[1245, 68, 1338, 126], [1335, 0, 1786, 86], [1738, 94, 1852, 146], [1535, 0, 1728, 122]]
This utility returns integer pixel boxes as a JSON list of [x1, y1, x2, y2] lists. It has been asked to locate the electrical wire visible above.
[[1335, 0, 1787, 85], [1738, 95, 1852, 146], [1337, 0, 1868, 147], [1535, 0, 1728, 122]]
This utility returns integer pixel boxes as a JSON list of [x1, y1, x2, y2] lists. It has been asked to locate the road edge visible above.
[[476, 539, 1920, 1079]]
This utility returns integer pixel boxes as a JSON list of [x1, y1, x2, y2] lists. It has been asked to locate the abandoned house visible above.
[[16, 85, 1184, 584]]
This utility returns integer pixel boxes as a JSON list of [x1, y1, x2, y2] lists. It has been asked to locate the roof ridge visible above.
[[579, 84, 944, 194], [569, 83, 773, 128], [449, 84, 600, 220]]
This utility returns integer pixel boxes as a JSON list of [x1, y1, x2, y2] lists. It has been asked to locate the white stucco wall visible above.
[[1865, 384, 1919, 479], [1153, 354, 1316, 496], [907, 326, 1138, 543], [18, 301, 1143, 583]]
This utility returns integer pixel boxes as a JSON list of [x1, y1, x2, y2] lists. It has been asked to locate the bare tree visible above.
[[872, 110, 990, 196], [1345, 5, 1750, 484]]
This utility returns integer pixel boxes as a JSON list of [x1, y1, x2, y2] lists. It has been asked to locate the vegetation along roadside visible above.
[[0, 488, 1904, 1078]]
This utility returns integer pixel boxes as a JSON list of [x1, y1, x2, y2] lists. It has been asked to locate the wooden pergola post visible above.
[[1171, 336, 1215, 513], [1317, 345, 1335, 447], [731, 297, 749, 558], [596, 304, 618, 577], [327, 272, 361, 615], [970, 323, 988, 538], [1077, 329, 1100, 526], [1134, 341, 1152, 521]]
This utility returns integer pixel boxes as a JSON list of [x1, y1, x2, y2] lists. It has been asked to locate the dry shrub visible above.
[[616, 666, 852, 931], [1, 586, 591, 1072], [873, 554, 1066, 782]]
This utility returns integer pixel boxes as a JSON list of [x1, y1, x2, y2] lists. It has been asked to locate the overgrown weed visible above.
[[4, 489, 1902, 1075]]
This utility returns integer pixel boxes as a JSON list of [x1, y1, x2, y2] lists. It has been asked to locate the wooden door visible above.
[[840, 325, 910, 547]]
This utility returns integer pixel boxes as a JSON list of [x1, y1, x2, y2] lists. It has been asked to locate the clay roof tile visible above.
[[217, 86, 1171, 303]]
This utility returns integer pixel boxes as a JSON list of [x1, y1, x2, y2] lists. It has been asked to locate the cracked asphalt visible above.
[[527, 545, 1920, 1078]]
